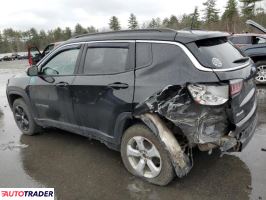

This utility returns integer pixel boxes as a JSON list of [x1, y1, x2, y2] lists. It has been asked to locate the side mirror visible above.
[[27, 65, 39, 76]]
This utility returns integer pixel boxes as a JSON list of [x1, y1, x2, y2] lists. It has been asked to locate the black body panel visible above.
[[133, 43, 219, 104]]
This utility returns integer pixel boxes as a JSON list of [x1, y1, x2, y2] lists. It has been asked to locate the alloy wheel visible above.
[[14, 106, 30, 131], [255, 65, 266, 83], [127, 136, 162, 178]]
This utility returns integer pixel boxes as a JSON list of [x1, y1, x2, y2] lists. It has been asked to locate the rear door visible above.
[[72, 41, 135, 140]]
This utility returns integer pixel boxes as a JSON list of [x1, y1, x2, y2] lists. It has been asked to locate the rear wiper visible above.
[[233, 57, 249, 63]]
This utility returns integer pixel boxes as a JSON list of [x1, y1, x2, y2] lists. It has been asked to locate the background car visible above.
[[2, 56, 12, 61], [28, 42, 62, 65], [17, 54, 28, 60], [11, 53, 19, 60], [229, 20, 266, 84]]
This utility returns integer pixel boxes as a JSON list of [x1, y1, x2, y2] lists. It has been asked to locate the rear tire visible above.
[[121, 124, 175, 186], [255, 61, 266, 84], [12, 98, 41, 135]]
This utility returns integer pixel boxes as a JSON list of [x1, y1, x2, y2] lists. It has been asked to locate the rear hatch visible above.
[[246, 20, 266, 34], [193, 37, 257, 124]]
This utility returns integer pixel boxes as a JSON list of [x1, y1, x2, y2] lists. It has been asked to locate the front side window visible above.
[[84, 47, 129, 74], [41, 48, 79, 75]]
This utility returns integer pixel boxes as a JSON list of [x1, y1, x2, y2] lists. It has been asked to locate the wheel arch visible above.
[[133, 113, 193, 178], [114, 112, 143, 147], [7, 89, 29, 107], [7, 89, 38, 119]]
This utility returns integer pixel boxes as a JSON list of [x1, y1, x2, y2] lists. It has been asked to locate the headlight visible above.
[[187, 84, 229, 105]]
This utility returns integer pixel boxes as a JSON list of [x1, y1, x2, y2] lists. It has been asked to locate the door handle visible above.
[[56, 82, 69, 87], [108, 82, 129, 89]]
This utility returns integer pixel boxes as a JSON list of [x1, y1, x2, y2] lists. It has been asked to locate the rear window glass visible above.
[[196, 37, 245, 69]]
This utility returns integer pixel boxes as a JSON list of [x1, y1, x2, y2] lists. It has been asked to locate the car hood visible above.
[[246, 20, 266, 34]]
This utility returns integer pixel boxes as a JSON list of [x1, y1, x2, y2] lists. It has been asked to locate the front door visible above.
[[72, 42, 135, 139], [28, 44, 82, 127]]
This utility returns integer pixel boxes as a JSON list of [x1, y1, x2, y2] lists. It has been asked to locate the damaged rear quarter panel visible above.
[[134, 43, 227, 144]]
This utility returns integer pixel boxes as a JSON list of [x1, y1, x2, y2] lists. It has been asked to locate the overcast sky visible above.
[[0, 0, 265, 31]]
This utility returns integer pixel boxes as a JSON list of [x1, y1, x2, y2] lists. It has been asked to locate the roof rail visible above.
[[72, 28, 177, 39]]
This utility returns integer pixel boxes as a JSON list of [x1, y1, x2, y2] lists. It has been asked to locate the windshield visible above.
[[196, 37, 246, 69]]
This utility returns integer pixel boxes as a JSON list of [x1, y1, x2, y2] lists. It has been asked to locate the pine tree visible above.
[[148, 18, 157, 28], [148, 18, 161, 28], [0, 32, 4, 53], [74, 24, 88, 36], [239, 0, 262, 19], [191, 7, 201, 29], [168, 15, 179, 29], [109, 16, 121, 31], [180, 14, 193, 28], [202, 0, 220, 25], [162, 18, 170, 28], [64, 27, 72, 40], [161, 15, 179, 29], [222, 0, 239, 32], [53, 27, 63, 41], [87, 26, 97, 33], [128, 13, 138, 30]]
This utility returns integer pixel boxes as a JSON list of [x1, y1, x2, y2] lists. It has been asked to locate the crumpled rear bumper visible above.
[[229, 102, 258, 151], [201, 101, 258, 152], [196, 100, 257, 152]]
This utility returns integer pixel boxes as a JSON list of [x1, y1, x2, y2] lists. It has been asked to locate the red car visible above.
[[28, 42, 62, 65]]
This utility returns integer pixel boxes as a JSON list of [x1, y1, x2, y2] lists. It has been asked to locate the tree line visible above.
[[0, 0, 265, 53]]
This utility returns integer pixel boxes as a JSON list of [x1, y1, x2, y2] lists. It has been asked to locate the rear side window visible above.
[[84, 47, 129, 74], [196, 37, 245, 69], [136, 43, 152, 68]]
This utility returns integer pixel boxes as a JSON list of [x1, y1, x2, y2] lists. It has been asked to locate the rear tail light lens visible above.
[[188, 84, 229, 105], [230, 80, 243, 96]]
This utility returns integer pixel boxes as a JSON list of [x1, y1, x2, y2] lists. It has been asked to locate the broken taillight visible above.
[[230, 80, 243, 96], [188, 84, 229, 105]]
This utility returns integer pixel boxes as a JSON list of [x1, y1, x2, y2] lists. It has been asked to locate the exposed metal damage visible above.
[[134, 85, 238, 177], [139, 113, 192, 178]]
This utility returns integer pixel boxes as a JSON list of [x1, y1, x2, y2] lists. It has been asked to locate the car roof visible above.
[[63, 29, 229, 45], [231, 33, 266, 37]]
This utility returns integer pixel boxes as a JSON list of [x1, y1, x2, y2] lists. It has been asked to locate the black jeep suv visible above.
[[6, 29, 257, 185]]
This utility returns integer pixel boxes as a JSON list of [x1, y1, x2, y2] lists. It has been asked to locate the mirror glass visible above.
[[27, 65, 39, 76]]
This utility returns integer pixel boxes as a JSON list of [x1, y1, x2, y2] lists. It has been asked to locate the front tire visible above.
[[255, 61, 266, 84], [12, 98, 40, 135], [121, 124, 175, 186]]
